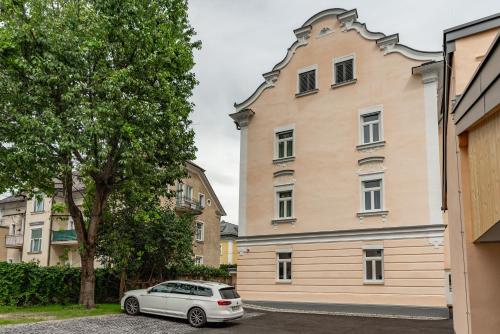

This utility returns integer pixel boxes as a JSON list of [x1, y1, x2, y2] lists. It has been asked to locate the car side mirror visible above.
[[147, 287, 153, 293]]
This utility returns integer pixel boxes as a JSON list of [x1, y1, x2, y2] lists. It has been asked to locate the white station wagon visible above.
[[121, 280, 244, 327]]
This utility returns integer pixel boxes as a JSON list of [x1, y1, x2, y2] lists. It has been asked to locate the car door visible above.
[[167, 283, 194, 317], [140, 283, 175, 314]]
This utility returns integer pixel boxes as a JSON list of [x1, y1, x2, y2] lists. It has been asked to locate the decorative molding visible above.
[[233, 7, 443, 113], [317, 27, 334, 38], [428, 237, 444, 249], [357, 210, 389, 218], [271, 218, 297, 226], [358, 156, 385, 166], [29, 221, 44, 226], [229, 108, 255, 129], [356, 141, 386, 151], [273, 170, 294, 178], [238, 224, 446, 247], [273, 157, 295, 165]]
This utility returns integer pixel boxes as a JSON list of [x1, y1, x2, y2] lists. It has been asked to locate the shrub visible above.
[[0, 262, 119, 306]]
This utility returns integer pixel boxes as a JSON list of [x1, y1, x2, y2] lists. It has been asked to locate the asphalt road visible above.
[[0, 310, 453, 334]]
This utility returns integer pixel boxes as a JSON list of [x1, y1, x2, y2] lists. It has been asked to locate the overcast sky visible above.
[[187, 0, 500, 225]]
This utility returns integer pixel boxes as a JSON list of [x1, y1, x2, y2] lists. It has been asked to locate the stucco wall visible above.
[[220, 239, 238, 265], [244, 17, 435, 237], [0, 226, 7, 261], [237, 238, 446, 307]]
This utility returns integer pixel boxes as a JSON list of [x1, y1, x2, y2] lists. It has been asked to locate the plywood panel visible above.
[[468, 109, 500, 240]]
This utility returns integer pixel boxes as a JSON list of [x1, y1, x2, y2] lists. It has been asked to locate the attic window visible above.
[[297, 66, 317, 95], [334, 55, 355, 85]]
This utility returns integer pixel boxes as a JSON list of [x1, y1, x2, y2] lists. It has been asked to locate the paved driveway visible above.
[[0, 310, 453, 334]]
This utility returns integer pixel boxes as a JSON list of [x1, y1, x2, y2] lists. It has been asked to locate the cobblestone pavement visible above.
[[0, 311, 262, 334]]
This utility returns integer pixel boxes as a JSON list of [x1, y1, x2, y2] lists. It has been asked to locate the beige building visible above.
[[0, 161, 225, 268], [230, 8, 449, 315], [440, 14, 500, 334]]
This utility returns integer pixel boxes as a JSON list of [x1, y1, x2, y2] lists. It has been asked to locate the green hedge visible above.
[[168, 264, 231, 279], [0, 262, 119, 306]]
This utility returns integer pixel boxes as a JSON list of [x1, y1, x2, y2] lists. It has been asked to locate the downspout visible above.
[[47, 197, 54, 266]]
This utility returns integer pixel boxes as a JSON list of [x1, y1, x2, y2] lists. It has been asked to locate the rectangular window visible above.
[[195, 222, 204, 242], [362, 179, 382, 211], [199, 193, 206, 208], [276, 130, 294, 159], [30, 228, 42, 253], [298, 70, 316, 93], [361, 112, 381, 144], [33, 195, 44, 212], [364, 249, 384, 283], [335, 58, 354, 84], [194, 256, 203, 265], [277, 190, 293, 219], [277, 252, 292, 281], [176, 183, 193, 201]]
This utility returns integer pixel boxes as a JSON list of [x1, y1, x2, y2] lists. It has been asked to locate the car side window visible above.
[[193, 286, 213, 297], [172, 283, 194, 295], [151, 283, 176, 293]]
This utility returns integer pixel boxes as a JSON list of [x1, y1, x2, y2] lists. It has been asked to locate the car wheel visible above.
[[188, 307, 207, 328], [124, 297, 140, 316]]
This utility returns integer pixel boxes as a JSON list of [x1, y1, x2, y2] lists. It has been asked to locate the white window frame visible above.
[[30, 227, 42, 253], [275, 184, 294, 219], [194, 255, 203, 265], [359, 105, 384, 145], [363, 245, 384, 284], [332, 54, 356, 84], [360, 172, 385, 213], [296, 64, 318, 94], [276, 250, 292, 283], [33, 194, 44, 212], [67, 216, 75, 230], [195, 221, 204, 242], [274, 124, 295, 160], [198, 193, 206, 208]]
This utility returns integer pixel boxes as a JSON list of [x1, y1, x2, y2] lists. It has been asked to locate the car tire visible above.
[[188, 307, 207, 328], [124, 297, 140, 316]]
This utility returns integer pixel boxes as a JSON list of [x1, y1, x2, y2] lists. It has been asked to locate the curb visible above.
[[243, 304, 448, 321]]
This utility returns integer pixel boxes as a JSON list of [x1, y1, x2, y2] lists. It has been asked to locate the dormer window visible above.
[[333, 54, 356, 87], [296, 65, 318, 96]]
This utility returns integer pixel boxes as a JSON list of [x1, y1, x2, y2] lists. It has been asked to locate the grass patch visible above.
[[0, 304, 121, 326]]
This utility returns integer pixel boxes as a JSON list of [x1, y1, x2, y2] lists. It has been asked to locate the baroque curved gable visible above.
[[233, 8, 442, 112]]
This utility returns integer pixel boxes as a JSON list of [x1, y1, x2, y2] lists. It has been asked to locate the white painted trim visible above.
[[359, 172, 385, 213], [276, 248, 293, 253], [296, 64, 318, 94], [363, 248, 385, 284], [421, 76, 443, 226], [276, 251, 292, 282], [238, 126, 248, 237], [198, 193, 206, 208], [358, 105, 384, 145], [362, 244, 384, 250], [332, 53, 356, 84], [194, 255, 204, 265], [195, 221, 204, 242], [237, 224, 445, 247]]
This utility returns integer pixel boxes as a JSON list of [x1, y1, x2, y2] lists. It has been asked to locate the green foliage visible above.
[[169, 264, 231, 279], [0, 262, 119, 306]]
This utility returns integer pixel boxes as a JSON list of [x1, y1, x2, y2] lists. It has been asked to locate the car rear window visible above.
[[219, 287, 240, 299]]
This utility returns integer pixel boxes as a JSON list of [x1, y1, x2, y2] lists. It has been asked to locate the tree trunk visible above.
[[119, 270, 127, 300], [79, 250, 96, 308]]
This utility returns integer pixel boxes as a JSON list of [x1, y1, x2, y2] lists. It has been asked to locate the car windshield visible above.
[[219, 287, 240, 299]]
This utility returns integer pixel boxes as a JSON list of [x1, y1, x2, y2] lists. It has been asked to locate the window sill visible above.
[[357, 210, 389, 218], [273, 156, 295, 164], [272, 218, 297, 225], [356, 141, 386, 151], [295, 89, 318, 98], [331, 79, 357, 89], [27, 252, 41, 255], [195, 240, 204, 243], [363, 280, 384, 285], [276, 280, 292, 284], [31, 211, 45, 215]]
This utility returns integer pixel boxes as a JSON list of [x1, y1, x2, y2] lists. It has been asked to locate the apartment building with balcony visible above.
[[440, 14, 500, 334], [230, 8, 449, 316], [1, 161, 225, 267]]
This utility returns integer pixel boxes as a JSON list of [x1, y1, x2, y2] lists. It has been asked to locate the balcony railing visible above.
[[175, 196, 203, 214], [52, 230, 77, 243], [5, 234, 23, 248]]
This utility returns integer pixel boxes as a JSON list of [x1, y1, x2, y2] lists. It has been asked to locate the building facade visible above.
[[440, 14, 500, 334], [231, 8, 449, 313], [0, 161, 225, 268], [220, 221, 238, 265]]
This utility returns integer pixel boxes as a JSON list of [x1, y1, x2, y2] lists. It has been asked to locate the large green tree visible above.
[[0, 0, 198, 307]]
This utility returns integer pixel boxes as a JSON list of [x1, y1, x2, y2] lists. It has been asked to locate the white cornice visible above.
[[233, 8, 443, 113], [237, 224, 446, 247]]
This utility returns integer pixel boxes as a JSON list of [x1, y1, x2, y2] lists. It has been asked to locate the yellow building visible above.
[[220, 221, 238, 265]]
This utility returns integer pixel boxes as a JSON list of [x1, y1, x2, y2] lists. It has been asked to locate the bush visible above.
[[168, 264, 231, 280], [0, 262, 119, 306]]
